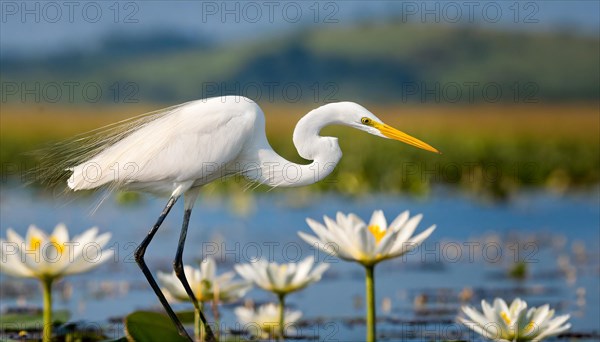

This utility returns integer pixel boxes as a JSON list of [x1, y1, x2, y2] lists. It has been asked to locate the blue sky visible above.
[[1, 0, 598, 56]]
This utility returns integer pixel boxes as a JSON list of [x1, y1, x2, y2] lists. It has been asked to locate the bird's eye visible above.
[[361, 117, 372, 125]]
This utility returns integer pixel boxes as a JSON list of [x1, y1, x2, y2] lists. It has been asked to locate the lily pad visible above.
[[175, 310, 195, 324], [124, 311, 188, 342], [0, 310, 70, 331]]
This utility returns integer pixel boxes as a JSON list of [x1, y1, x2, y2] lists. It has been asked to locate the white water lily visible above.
[[299, 210, 436, 266], [0, 224, 112, 342], [157, 257, 251, 303], [235, 303, 302, 338], [235, 256, 327, 338], [234, 256, 328, 295], [459, 298, 571, 341], [0, 224, 113, 280], [300, 210, 436, 342]]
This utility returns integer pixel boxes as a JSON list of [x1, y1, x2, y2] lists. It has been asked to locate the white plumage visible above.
[[65, 96, 439, 197], [68, 98, 259, 193]]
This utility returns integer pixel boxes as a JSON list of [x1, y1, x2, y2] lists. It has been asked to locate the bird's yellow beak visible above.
[[374, 122, 441, 154]]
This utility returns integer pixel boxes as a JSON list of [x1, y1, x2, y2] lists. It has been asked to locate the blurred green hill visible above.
[[2, 23, 598, 103]]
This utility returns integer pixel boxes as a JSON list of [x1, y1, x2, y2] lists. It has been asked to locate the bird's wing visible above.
[[63, 98, 260, 192]]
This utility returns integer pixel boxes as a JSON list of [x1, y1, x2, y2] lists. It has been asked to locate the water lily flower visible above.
[[299, 210, 435, 266], [1, 224, 113, 279], [299, 210, 436, 342], [158, 257, 251, 341], [0, 224, 112, 342], [459, 298, 571, 341], [235, 256, 328, 339], [158, 257, 252, 304], [235, 303, 302, 339], [234, 256, 328, 295]]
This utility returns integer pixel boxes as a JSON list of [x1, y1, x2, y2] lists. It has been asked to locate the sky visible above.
[[1, 0, 599, 57]]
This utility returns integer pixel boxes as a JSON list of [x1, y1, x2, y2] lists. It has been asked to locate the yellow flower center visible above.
[[50, 237, 65, 255], [368, 225, 386, 244], [195, 286, 205, 301], [524, 321, 535, 332], [500, 311, 511, 326], [29, 236, 42, 251], [195, 279, 214, 302], [262, 321, 278, 336]]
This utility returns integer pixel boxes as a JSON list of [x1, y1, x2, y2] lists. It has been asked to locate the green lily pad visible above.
[[175, 310, 195, 324], [124, 311, 188, 342], [0, 310, 70, 331]]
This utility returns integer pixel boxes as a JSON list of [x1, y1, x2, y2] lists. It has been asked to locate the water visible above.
[[1, 186, 598, 340]]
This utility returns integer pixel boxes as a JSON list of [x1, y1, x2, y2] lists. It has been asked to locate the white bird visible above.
[[42, 96, 439, 340]]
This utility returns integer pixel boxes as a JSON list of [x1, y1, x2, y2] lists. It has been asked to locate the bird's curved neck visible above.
[[256, 104, 346, 188], [293, 104, 348, 161]]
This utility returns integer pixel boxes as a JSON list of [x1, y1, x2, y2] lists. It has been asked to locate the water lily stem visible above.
[[365, 265, 376, 342], [195, 302, 206, 342], [211, 299, 220, 341], [42, 278, 54, 342], [278, 293, 286, 340]]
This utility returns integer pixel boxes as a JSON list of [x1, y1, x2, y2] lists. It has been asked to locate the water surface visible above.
[[1, 187, 598, 340]]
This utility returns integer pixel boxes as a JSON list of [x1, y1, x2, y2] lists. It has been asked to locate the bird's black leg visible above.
[[173, 206, 216, 342], [134, 196, 192, 341]]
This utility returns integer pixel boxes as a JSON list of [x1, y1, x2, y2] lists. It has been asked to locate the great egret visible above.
[[42, 96, 439, 341]]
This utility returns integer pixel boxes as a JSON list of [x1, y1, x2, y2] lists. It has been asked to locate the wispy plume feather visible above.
[[28, 102, 190, 193]]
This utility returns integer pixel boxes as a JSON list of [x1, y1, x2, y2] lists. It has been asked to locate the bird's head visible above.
[[345, 107, 441, 154]]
